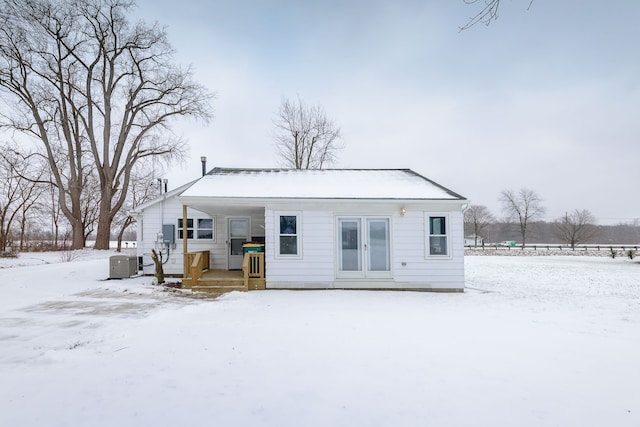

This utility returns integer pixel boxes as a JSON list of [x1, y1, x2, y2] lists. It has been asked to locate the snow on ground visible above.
[[1, 252, 639, 427]]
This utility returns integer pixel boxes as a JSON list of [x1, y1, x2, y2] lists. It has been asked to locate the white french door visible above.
[[338, 217, 391, 278]]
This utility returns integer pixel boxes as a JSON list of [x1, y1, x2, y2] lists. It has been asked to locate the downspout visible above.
[[161, 181, 169, 265], [183, 204, 188, 280]]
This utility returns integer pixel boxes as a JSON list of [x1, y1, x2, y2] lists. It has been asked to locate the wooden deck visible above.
[[184, 251, 266, 293]]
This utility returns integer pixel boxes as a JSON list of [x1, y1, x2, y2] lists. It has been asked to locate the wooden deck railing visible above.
[[185, 250, 210, 288], [242, 252, 265, 290]]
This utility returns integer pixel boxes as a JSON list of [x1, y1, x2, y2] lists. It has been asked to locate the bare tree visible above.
[[15, 174, 46, 251], [81, 171, 101, 244], [460, 0, 534, 30], [114, 162, 157, 252], [0, 0, 213, 250], [464, 205, 495, 246], [0, 145, 44, 252], [273, 96, 343, 169], [499, 188, 545, 246], [553, 209, 599, 248]]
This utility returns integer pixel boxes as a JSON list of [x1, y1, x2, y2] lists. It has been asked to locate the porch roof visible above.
[[179, 168, 466, 201]]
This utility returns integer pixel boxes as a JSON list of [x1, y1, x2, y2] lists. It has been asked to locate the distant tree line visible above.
[[468, 221, 640, 246], [465, 187, 640, 246]]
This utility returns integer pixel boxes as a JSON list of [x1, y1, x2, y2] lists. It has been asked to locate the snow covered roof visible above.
[[179, 168, 465, 200], [130, 179, 198, 214]]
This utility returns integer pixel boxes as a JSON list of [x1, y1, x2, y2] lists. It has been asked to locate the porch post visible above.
[[182, 204, 188, 279]]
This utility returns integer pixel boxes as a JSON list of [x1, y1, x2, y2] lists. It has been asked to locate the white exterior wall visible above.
[[136, 196, 211, 276], [392, 210, 465, 290], [197, 211, 266, 271], [265, 209, 336, 287], [265, 202, 465, 291], [136, 195, 266, 275], [138, 196, 464, 290]]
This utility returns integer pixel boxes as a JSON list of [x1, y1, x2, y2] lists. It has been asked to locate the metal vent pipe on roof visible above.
[[201, 156, 207, 176]]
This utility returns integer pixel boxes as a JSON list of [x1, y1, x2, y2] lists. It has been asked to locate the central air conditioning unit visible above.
[[109, 255, 138, 279]]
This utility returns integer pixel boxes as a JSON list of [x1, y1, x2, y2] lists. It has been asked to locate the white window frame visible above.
[[275, 211, 302, 259], [196, 218, 215, 240], [178, 216, 216, 241], [425, 213, 451, 259]]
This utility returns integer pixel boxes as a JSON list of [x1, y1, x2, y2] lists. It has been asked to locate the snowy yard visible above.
[[1, 252, 639, 427]]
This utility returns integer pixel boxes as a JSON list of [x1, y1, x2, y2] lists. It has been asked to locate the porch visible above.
[[183, 250, 266, 292]]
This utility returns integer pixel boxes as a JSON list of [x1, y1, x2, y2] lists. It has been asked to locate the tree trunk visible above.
[[53, 218, 59, 250], [71, 219, 85, 250], [19, 215, 26, 251], [116, 217, 134, 253], [94, 194, 113, 250], [151, 248, 165, 284]]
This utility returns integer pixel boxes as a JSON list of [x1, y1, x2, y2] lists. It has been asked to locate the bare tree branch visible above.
[[460, 0, 534, 31], [499, 188, 545, 246], [463, 205, 495, 246], [0, 0, 214, 249], [273, 96, 343, 169], [553, 209, 599, 248]]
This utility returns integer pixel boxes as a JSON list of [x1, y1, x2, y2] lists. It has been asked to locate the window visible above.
[[197, 218, 213, 239], [428, 216, 448, 256], [178, 218, 194, 239], [277, 213, 300, 257], [178, 217, 215, 240]]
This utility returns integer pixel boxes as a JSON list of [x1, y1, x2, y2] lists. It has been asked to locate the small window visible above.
[[428, 216, 448, 256], [197, 218, 213, 239], [278, 214, 299, 256], [178, 217, 215, 240], [178, 218, 194, 239]]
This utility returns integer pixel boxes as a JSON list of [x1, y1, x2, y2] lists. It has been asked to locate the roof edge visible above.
[[130, 178, 199, 213]]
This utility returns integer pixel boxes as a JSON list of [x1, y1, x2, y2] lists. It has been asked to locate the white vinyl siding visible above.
[[137, 199, 265, 275], [266, 209, 334, 286], [393, 210, 464, 289], [137, 194, 464, 290], [138, 201, 217, 276], [265, 205, 464, 290]]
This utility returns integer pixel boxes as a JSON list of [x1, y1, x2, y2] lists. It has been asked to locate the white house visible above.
[[132, 168, 468, 292]]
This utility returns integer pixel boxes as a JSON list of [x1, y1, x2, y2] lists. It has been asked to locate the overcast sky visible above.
[[133, 0, 640, 225]]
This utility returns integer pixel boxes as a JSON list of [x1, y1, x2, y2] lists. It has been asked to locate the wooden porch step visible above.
[[192, 284, 247, 293], [192, 278, 246, 293]]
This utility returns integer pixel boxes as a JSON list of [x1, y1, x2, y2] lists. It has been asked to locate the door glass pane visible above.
[[340, 219, 361, 271], [230, 220, 248, 238], [230, 239, 244, 255], [368, 219, 390, 271], [230, 219, 248, 256]]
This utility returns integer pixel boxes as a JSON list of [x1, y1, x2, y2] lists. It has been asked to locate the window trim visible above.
[[178, 216, 216, 241], [275, 211, 302, 259], [196, 218, 214, 240], [425, 213, 451, 259]]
